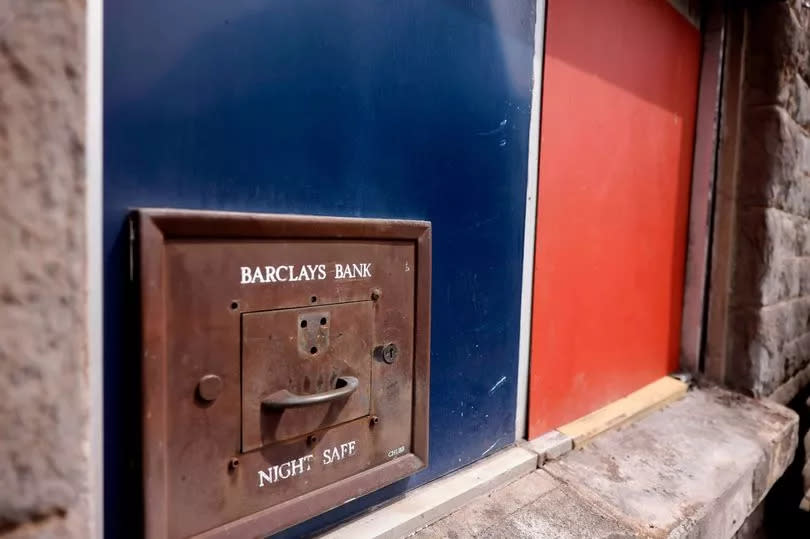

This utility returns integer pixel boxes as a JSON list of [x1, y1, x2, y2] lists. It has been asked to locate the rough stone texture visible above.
[[413, 388, 798, 538], [324, 447, 538, 539], [0, 0, 89, 536], [491, 482, 638, 539], [413, 471, 640, 539], [802, 429, 810, 509], [411, 472, 561, 539], [722, 0, 810, 400], [730, 502, 766, 539], [712, 0, 810, 514]]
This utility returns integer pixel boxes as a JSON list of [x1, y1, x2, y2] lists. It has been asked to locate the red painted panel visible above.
[[528, 0, 700, 437]]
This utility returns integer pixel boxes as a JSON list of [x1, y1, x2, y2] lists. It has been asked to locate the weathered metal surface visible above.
[[243, 302, 373, 448], [198, 374, 224, 403], [135, 209, 431, 538], [296, 310, 332, 358], [261, 376, 359, 411]]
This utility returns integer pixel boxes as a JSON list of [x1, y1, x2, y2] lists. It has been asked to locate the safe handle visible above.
[[261, 376, 359, 410]]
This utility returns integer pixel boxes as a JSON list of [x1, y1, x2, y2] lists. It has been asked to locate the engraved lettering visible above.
[[322, 439, 358, 465], [290, 456, 305, 476], [258, 469, 273, 487], [264, 265, 277, 283], [257, 445, 355, 488], [252, 267, 265, 283], [240, 263, 371, 285]]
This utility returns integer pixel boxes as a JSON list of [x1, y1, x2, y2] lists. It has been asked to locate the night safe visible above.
[[134, 209, 431, 538]]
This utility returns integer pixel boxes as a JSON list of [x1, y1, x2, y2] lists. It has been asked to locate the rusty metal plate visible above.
[[241, 302, 373, 450], [134, 209, 431, 539]]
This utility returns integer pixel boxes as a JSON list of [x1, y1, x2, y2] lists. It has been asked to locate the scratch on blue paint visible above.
[[481, 438, 501, 457], [476, 118, 508, 136], [488, 376, 507, 395]]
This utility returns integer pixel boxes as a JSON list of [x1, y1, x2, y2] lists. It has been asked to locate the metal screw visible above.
[[307, 434, 319, 445], [370, 415, 380, 426], [229, 457, 240, 471], [198, 374, 223, 402], [371, 288, 382, 301]]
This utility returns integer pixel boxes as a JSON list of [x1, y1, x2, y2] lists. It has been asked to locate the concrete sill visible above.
[[324, 387, 798, 538]]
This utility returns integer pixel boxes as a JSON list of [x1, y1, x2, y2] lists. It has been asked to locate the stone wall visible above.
[[0, 0, 90, 537], [724, 0, 810, 400], [713, 0, 810, 520]]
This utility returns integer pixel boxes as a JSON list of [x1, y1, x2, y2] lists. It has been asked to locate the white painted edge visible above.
[[319, 447, 538, 539], [86, 0, 103, 535], [515, 0, 546, 440]]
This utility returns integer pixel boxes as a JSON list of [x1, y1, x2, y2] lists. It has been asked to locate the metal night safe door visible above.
[[134, 210, 431, 538]]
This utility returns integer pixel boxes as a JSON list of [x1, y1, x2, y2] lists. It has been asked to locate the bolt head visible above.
[[198, 374, 223, 402]]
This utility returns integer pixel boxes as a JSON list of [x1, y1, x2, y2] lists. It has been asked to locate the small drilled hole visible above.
[[300, 320, 307, 328], [310, 296, 317, 303], [230, 301, 239, 310], [310, 347, 318, 355], [320, 317, 327, 325]]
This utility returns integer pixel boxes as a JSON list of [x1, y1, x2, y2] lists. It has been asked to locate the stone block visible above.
[[787, 72, 810, 129], [412, 472, 560, 539], [733, 207, 810, 306], [542, 389, 797, 538], [745, 1, 809, 106], [798, 258, 810, 297], [781, 331, 810, 379], [727, 298, 810, 395], [737, 107, 810, 218], [727, 320, 784, 397], [0, 0, 88, 534], [323, 447, 538, 539]]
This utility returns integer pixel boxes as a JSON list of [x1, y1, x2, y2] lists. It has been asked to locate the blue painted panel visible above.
[[103, 1, 535, 535]]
